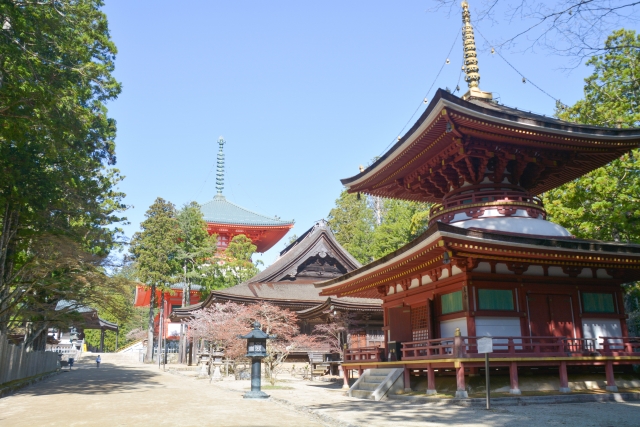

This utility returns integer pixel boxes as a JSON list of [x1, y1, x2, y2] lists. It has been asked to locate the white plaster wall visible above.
[[409, 278, 419, 289], [495, 263, 511, 274], [577, 268, 592, 278], [474, 262, 491, 273], [523, 265, 544, 276], [422, 275, 432, 285], [475, 317, 523, 349], [548, 266, 567, 277], [582, 319, 622, 349], [596, 269, 613, 279], [440, 317, 468, 338]]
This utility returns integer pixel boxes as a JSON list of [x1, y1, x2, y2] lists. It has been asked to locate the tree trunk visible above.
[[0, 204, 20, 335], [146, 284, 156, 362]]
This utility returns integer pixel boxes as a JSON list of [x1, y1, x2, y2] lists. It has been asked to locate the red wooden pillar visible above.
[[342, 365, 350, 389], [455, 362, 468, 398], [605, 360, 618, 392], [559, 361, 570, 393], [358, 368, 363, 377], [404, 367, 412, 392], [426, 363, 436, 395], [509, 362, 521, 395]]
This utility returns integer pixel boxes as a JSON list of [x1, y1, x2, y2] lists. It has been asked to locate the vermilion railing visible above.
[[402, 337, 580, 360], [342, 336, 640, 364], [344, 346, 384, 362], [601, 337, 640, 354]]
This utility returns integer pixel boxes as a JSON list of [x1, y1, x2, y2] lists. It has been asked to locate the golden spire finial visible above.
[[460, 1, 492, 100]]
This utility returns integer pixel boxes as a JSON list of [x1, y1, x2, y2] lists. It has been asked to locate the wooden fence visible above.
[[0, 339, 60, 386]]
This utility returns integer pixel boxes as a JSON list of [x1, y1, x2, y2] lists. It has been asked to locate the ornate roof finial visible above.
[[460, 1, 492, 100], [216, 136, 226, 195]]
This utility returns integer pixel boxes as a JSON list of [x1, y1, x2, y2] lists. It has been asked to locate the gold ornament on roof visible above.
[[460, 1, 493, 101]]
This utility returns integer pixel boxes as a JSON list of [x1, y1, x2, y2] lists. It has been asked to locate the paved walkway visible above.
[[0, 354, 325, 427], [2, 354, 640, 427]]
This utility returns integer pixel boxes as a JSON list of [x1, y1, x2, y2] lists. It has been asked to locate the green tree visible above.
[[176, 202, 218, 305], [0, 1, 126, 348], [130, 198, 180, 361], [371, 199, 431, 260], [327, 191, 375, 264], [328, 190, 431, 264], [545, 29, 640, 243], [206, 235, 261, 291], [175, 202, 217, 362]]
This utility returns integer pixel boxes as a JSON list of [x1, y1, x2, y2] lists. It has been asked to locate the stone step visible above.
[[357, 382, 379, 391], [363, 375, 387, 383], [350, 390, 373, 399]]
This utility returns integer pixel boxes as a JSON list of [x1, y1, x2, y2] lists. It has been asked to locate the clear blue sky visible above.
[[103, 1, 604, 268]]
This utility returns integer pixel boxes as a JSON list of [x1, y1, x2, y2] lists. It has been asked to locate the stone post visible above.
[[455, 362, 468, 398], [605, 360, 618, 392], [559, 361, 571, 393], [426, 363, 436, 395], [509, 362, 521, 395]]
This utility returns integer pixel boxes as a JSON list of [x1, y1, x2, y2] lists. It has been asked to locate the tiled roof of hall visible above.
[[199, 194, 294, 227]]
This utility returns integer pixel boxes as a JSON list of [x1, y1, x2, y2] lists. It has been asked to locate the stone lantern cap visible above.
[[238, 321, 277, 340]]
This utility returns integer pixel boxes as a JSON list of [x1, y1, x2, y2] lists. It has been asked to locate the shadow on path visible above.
[[13, 360, 161, 397]]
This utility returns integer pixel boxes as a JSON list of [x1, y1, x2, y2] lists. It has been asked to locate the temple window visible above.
[[441, 291, 463, 314], [478, 289, 515, 311], [582, 292, 616, 313], [411, 305, 429, 340]]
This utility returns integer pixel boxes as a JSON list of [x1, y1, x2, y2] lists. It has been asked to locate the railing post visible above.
[[602, 337, 611, 353], [509, 362, 521, 395], [559, 361, 570, 393], [508, 338, 515, 354], [454, 328, 465, 357], [426, 363, 436, 395], [605, 360, 618, 392]]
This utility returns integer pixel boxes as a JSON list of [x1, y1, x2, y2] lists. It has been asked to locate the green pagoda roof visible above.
[[200, 194, 294, 227]]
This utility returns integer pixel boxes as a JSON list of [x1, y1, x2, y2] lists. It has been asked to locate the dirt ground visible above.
[[1, 353, 640, 427]]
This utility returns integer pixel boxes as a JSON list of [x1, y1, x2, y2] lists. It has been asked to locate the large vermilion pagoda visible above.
[[201, 137, 294, 253], [317, 2, 640, 397], [135, 137, 294, 346]]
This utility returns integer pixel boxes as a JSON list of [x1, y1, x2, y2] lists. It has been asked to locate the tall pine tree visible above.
[[130, 198, 180, 362]]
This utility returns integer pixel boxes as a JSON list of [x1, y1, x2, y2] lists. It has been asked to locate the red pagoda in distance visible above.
[[134, 137, 294, 350], [317, 1, 640, 398], [200, 137, 294, 253]]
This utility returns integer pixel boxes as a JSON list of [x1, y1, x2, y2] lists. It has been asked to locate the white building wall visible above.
[[475, 316, 522, 349], [582, 319, 622, 349], [440, 317, 468, 338]]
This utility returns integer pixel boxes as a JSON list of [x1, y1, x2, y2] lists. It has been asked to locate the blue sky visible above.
[[102, 1, 611, 268]]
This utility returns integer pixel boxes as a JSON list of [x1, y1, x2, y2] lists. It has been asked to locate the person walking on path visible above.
[[96, 355, 101, 368]]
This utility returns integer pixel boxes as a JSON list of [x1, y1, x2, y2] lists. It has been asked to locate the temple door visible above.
[[527, 293, 574, 345], [549, 295, 574, 338], [388, 306, 412, 342]]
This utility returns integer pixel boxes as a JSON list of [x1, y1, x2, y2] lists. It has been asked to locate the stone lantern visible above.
[[239, 321, 275, 399]]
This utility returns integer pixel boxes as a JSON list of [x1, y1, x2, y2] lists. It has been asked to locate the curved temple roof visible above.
[[342, 90, 640, 203], [200, 194, 294, 227]]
